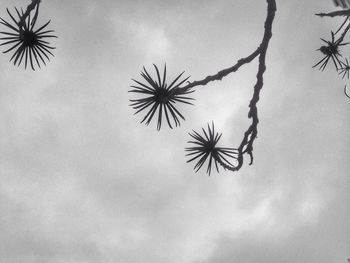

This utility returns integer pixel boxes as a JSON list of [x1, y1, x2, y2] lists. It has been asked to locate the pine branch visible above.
[[130, 0, 277, 173]]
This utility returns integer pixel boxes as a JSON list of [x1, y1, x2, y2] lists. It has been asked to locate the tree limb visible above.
[[180, 48, 261, 92], [215, 0, 276, 172]]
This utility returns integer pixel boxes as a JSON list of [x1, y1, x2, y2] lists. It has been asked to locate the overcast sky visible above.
[[0, 0, 349, 262]]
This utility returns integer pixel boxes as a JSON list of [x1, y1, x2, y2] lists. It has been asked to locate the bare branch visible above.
[[216, 0, 276, 172], [180, 48, 261, 92]]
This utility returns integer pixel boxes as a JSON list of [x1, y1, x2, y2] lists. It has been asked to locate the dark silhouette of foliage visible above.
[[129, 0, 277, 174], [315, 3, 350, 98], [0, 0, 277, 174], [129, 64, 193, 130], [186, 122, 238, 175], [0, 0, 56, 70], [0, 0, 346, 176], [339, 58, 350, 78], [313, 31, 349, 71]]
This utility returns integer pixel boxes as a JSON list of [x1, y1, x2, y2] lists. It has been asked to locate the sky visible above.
[[0, 0, 349, 263]]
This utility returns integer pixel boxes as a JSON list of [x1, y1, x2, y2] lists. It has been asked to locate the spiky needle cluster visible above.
[[129, 64, 194, 130], [313, 31, 349, 71], [0, 7, 56, 70], [339, 58, 350, 78], [314, 11, 350, 98], [186, 122, 238, 175]]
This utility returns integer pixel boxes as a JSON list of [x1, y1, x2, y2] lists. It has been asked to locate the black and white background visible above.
[[0, 0, 349, 262]]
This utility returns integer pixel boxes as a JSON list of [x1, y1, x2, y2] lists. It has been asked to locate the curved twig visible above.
[[344, 85, 350, 98]]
